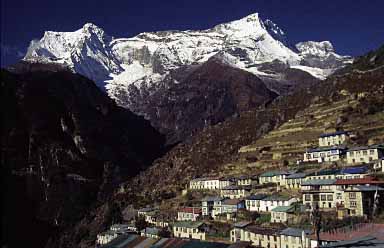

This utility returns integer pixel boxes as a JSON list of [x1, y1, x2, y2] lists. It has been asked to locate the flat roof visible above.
[[319, 131, 348, 138], [280, 227, 312, 237], [271, 205, 295, 213], [172, 221, 205, 228], [301, 179, 337, 186]]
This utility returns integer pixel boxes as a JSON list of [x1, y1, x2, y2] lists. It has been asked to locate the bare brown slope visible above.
[[126, 57, 278, 144]]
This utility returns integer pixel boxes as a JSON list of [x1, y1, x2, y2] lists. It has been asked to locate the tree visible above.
[[135, 214, 149, 231], [158, 227, 171, 238], [311, 205, 322, 247]]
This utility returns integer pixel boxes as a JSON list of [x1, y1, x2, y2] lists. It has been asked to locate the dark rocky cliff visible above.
[[1, 63, 166, 247]]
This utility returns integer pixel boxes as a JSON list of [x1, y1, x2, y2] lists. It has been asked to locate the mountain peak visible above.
[[82, 22, 104, 34], [296, 41, 335, 56], [213, 12, 266, 36]]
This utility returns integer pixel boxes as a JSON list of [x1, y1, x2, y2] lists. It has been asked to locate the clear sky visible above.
[[1, 0, 383, 66]]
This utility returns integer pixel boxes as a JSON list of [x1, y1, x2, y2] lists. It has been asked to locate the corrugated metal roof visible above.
[[301, 179, 337, 186], [279, 227, 312, 237], [271, 205, 295, 212]]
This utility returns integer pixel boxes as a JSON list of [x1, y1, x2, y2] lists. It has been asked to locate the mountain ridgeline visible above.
[[1, 63, 166, 247], [23, 12, 352, 143]]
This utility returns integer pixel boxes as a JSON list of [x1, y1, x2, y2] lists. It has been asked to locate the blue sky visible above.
[[1, 0, 384, 66]]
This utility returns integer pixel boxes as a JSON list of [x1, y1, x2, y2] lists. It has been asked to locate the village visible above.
[[96, 131, 384, 248]]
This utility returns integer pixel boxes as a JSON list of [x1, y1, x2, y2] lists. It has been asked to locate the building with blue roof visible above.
[[303, 146, 346, 163]]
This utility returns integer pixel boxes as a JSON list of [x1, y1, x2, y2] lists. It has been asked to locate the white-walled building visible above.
[[172, 221, 207, 240], [177, 207, 202, 221], [201, 196, 224, 216], [271, 205, 295, 223], [220, 185, 251, 199], [189, 177, 232, 190], [346, 145, 384, 164], [303, 146, 346, 163], [245, 194, 268, 212], [319, 131, 348, 147], [96, 231, 118, 245], [258, 195, 298, 212]]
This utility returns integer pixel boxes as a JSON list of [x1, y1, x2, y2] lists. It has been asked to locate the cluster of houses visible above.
[[303, 131, 384, 166], [97, 131, 384, 247]]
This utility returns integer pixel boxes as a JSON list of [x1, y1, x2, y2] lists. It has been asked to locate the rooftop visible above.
[[286, 173, 307, 179], [172, 221, 205, 228], [301, 179, 337, 186], [202, 196, 224, 202], [222, 199, 244, 206], [271, 205, 295, 213], [340, 166, 368, 175], [178, 207, 202, 214], [348, 144, 384, 152], [308, 168, 340, 176], [335, 177, 383, 185], [233, 221, 252, 228], [319, 131, 348, 138], [246, 194, 268, 200], [313, 223, 384, 241], [245, 225, 282, 235], [263, 195, 293, 201], [279, 227, 312, 237], [345, 185, 384, 192], [321, 236, 384, 248], [307, 146, 346, 153], [141, 227, 160, 235], [222, 185, 251, 190]]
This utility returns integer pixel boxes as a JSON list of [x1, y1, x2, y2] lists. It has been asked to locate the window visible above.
[[321, 194, 326, 201], [350, 201, 357, 207], [327, 195, 333, 201], [363, 150, 368, 155], [305, 194, 311, 201], [370, 149, 375, 155]]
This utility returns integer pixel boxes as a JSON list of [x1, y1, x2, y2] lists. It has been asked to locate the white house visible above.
[[271, 205, 295, 223], [318, 131, 348, 147], [259, 195, 298, 212], [259, 170, 294, 186], [220, 185, 251, 199], [110, 223, 137, 233], [212, 199, 245, 219], [172, 221, 207, 240], [245, 194, 268, 212], [303, 146, 346, 163], [279, 228, 314, 248], [201, 196, 224, 216], [189, 177, 232, 190], [96, 231, 118, 245], [346, 145, 384, 164], [177, 207, 202, 221], [140, 227, 160, 239]]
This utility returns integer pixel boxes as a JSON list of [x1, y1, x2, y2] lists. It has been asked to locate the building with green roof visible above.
[[271, 205, 295, 223], [172, 221, 207, 241]]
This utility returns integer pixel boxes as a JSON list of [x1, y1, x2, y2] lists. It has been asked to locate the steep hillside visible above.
[[1, 63, 165, 248], [127, 64, 384, 202], [125, 57, 278, 143]]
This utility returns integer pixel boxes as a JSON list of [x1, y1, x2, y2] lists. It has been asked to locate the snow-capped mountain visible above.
[[24, 13, 351, 88], [23, 13, 352, 142]]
